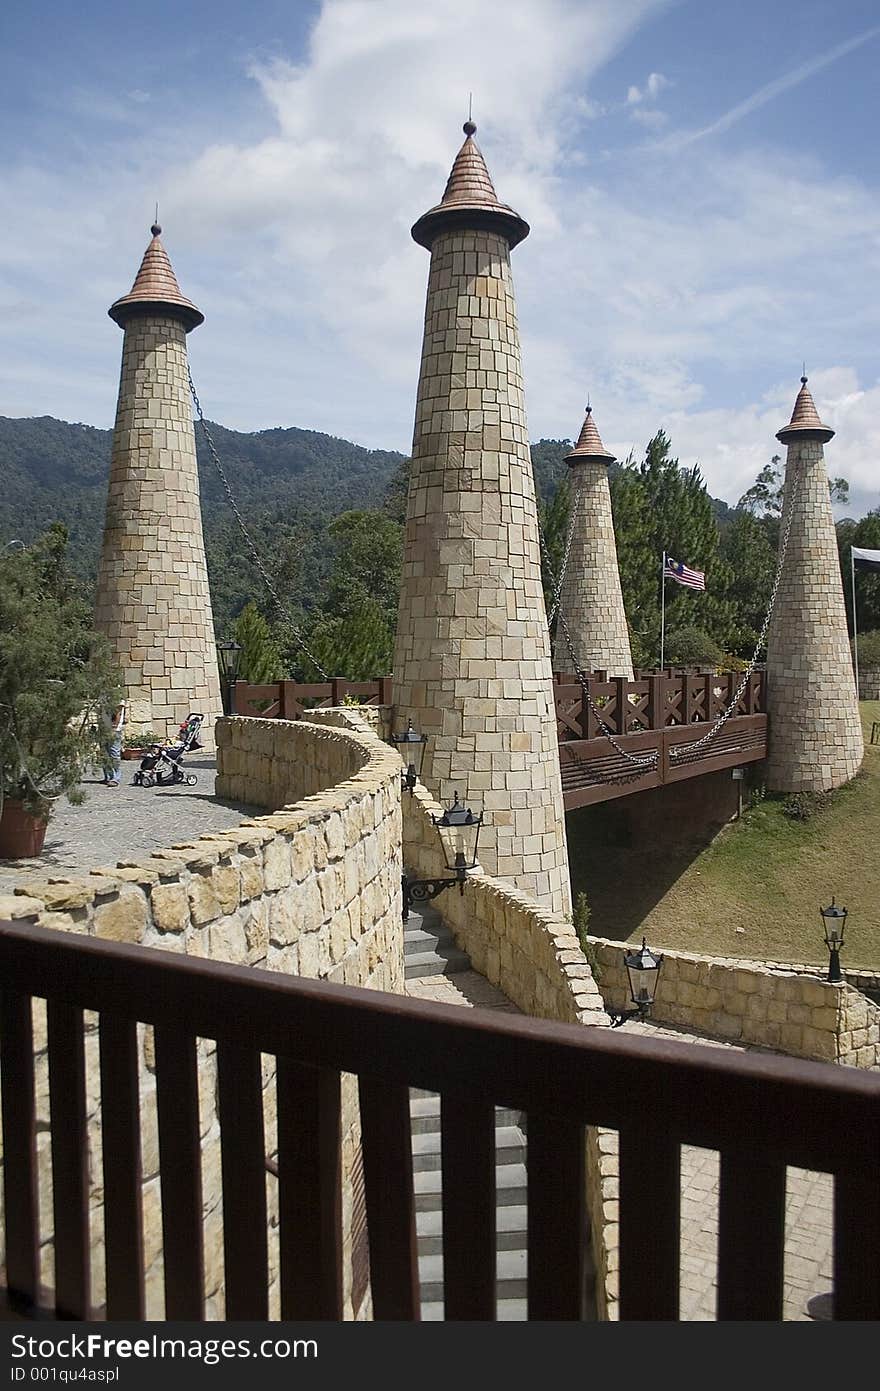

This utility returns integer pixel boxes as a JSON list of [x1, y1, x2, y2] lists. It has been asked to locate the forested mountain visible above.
[[3, 414, 875, 682], [0, 414, 406, 630]]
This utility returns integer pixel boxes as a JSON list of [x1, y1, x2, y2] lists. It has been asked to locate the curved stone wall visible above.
[[1, 715, 405, 1320]]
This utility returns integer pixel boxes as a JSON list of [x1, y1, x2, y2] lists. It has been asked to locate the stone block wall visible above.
[[765, 437, 863, 792], [0, 716, 404, 1320], [392, 225, 571, 915], [857, 665, 880, 700], [591, 936, 880, 1067], [94, 314, 222, 745], [401, 780, 607, 1028], [552, 458, 633, 679]]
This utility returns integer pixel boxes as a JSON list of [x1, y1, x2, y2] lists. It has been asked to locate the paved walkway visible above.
[[0, 757, 261, 894], [409, 963, 834, 1321]]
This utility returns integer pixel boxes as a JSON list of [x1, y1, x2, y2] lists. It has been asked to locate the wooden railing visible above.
[[233, 678, 392, 721], [232, 671, 767, 738], [2, 920, 879, 1321]]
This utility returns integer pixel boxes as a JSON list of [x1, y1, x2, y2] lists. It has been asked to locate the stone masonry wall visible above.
[[0, 717, 404, 1320], [858, 665, 880, 700], [552, 459, 633, 679], [765, 437, 863, 792], [591, 936, 880, 1068], [94, 313, 222, 745], [392, 226, 571, 914]]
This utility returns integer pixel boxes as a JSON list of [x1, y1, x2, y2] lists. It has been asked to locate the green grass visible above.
[[571, 702, 880, 970]]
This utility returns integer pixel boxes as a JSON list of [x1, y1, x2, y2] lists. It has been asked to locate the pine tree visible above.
[[232, 602, 283, 683]]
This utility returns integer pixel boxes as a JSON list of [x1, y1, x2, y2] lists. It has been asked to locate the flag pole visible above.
[[851, 546, 859, 701], [660, 550, 667, 670]]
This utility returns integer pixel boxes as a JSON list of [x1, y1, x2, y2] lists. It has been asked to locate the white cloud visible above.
[[0, 0, 878, 520], [626, 70, 670, 104], [660, 24, 880, 152]]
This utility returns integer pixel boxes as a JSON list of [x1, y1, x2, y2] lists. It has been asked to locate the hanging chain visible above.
[[668, 491, 795, 761], [539, 504, 659, 773], [546, 483, 581, 628], [188, 370, 329, 680]]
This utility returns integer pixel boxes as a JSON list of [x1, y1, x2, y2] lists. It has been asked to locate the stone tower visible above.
[[764, 377, 863, 792], [393, 121, 571, 913], [551, 405, 633, 679], [95, 225, 222, 743]]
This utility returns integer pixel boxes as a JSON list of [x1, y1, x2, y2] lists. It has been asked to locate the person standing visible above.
[[100, 697, 126, 787]]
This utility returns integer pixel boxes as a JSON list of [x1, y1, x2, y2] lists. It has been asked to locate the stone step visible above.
[[411, 1125, 526, 1173], [415, 1203, 528, 1257], [420, 1297, 529, 1322], [409, 1097, 522, 1134], [404, 947, 471, 979], [418, 1248, 528, 1305], [414, 1164, 527, 1213], [404, 926, 456, 955]]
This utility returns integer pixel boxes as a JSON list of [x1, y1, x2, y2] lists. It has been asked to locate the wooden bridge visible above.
[[232, 669, 768, 810]]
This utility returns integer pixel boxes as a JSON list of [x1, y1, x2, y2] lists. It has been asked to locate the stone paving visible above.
[[0, 757, 261, 895], [408, 975, 834, 1320]]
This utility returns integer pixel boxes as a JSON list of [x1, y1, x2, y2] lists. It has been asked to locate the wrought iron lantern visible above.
[[609, 937, 665, 1027], [820, 898, 847, 984], [217, 641, 242, 717], [391, 719, 428, 793], [402, 793, 483, 921]]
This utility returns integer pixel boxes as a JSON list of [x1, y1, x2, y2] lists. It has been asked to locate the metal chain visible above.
[[539, 510, 659, 773], [188, 370, 329, 680], [668, 490, 795, 761], [546, 483, 581, 627]]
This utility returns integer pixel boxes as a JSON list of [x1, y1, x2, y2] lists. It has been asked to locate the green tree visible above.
[[839, 508, 880, 638], [0, 525, 120, 815], [738, 454, 850, 517], [663, 625, 724, 668], [716, 511, 777, 657], [232, 601, 283, 683]]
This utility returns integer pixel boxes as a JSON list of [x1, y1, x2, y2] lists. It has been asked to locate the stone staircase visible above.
[[403, 900, 595, 1320]]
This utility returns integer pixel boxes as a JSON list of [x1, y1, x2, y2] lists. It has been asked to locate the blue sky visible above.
[[1, 0, 879, 516]]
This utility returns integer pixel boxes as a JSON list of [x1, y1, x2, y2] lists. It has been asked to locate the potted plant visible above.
[[0, 525, 120, 859], [122, 730, 162, 760]]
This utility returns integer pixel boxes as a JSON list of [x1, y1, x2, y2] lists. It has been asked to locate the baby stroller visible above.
[[133, 714, 204, 789]]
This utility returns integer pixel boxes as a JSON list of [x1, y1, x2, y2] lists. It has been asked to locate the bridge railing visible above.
[[2, 919, 878, 1321], [232, 672, 766, 740]]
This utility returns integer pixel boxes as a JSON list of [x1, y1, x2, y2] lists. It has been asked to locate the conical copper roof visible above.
[[109, 224, 204, 332], [776, 376, 833, 444], [412, 121, 529, 250], [564, 405, 616, 466]]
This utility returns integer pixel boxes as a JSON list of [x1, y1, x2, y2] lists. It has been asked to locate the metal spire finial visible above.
[[151, 203, 161, 238], [463, 93, 476, 137]]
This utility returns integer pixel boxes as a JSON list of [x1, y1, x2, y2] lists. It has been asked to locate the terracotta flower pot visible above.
[[122, 748, 146, 760], [0, 798, 49, 858]]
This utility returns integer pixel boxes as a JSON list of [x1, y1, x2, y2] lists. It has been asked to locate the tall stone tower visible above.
[[95, 225, 222, 743], [764, 377, 863, 792], [393, 121, 571, 914], [552, 405, 633, 679]]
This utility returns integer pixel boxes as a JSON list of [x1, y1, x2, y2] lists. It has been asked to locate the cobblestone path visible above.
[[0, 757, 260, 895]]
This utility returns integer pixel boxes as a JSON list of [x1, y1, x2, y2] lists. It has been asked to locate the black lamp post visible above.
[[820, 898, 847, 984], [609, 937, 665, 1027], [391, 719, 428, 793], [217, 641, 242, 717], [402, 793, 483, 921]]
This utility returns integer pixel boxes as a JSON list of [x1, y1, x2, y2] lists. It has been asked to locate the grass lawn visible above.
[[571, 701, 880, 970]]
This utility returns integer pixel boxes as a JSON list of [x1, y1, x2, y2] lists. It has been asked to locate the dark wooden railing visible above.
[[233, 671, 766, 734], [2, 920, 879, 1321], [232, 671, 768, 806]]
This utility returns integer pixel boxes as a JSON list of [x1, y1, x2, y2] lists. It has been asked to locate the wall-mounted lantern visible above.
[[609, 937, 665, 1027], [391, 719, 428, 793], [402, 793, 483, 920]]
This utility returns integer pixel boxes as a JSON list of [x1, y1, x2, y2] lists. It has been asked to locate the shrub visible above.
[[782, 790, 831, 822], [853, 629, 880, 667], [664, 625, 724, 668]]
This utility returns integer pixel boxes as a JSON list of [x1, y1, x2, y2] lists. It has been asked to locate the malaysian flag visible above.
[[664, 556, 706, 590]]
